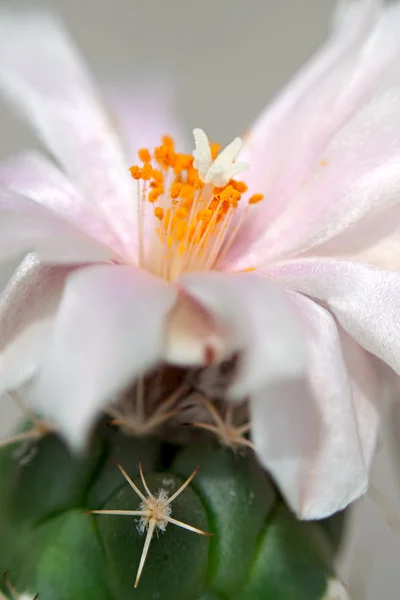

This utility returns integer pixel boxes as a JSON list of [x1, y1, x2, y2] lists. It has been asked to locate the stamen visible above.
[[129, 129, 262, 280]]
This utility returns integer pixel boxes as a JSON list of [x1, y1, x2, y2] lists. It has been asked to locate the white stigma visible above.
[[192, 128, 249, 187]]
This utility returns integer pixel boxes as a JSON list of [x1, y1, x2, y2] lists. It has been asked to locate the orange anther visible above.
[[149, 187, 164, 203], [138, 148, 151, 163], [155, 146, 167, 164], [162, 135, 175, 149], [180, 184, 195, 203], [182, 155, 194, 170], [230, 180, 248, 193], [175, 206, 188, 219], [154, 207, 164, 220], [152, 169, 164, 184], [193, 177, 204, 190], [216, 185, 241, 206], [141, 163, 153, 181], [129, 165, 141, 179], [248, 193, 264, 205], [170, 182, 182, 199], [210, 143, 221, 160], [173, 153, 188, 175]]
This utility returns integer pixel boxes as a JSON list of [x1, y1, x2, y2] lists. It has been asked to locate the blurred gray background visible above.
[[1, 0, 400, 598]]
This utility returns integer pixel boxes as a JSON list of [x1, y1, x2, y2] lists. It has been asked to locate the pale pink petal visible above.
[[178, 271, 307, 399], [267, 259, 400, 376], [0, 12, 137, 257], [0, 151, 126, 256], [0, 189, 116, 264], [0, 255, 76, 350], [350, 221, 400, 271], [225, 0, 400, 267], [338, 327, 382, 470], [0, 256, 78, 394], [105, 81, 190, 162], [252, 291, 378, 519], [0, 318, 53, 396], [308, 200, 400, 270], [33, 265, 177, 447], [266, 80, 400, 261], [165, 290, 228, 367]]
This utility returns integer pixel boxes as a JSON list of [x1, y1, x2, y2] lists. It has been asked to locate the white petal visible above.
[[0, 11, 137, 257], [178, 270, 307, 399], [0, 256, 77, 394], [0, 318, 53, 395], [0, 189, 116, 264], [268, 258, 400, 376], [0, 151, 126, 256], [33, 265, 177, 448], [252, 292, 376, 519], [0, 254, 73, 340], [225, 0, 400, 267], [165, 290, 227, 367]]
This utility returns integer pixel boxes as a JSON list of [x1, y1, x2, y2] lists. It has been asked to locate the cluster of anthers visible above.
[[1, 572, 37, 600], [87, 462, 212, 587], [130, 128, 263, 281]]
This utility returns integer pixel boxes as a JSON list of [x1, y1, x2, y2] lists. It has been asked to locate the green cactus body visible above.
[[0, 426, 346, 600]]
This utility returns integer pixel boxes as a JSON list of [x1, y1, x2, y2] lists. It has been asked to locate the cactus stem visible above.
[[87, 462, 212, 587], [190, 393, 254, 451]]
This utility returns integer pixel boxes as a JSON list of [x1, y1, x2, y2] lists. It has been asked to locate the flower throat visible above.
[[129, 128, 263, 281]]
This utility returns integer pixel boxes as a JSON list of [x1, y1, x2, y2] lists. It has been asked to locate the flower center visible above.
[[129, 128, 263, 281]]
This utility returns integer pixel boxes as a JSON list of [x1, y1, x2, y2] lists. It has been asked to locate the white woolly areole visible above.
[[137, 488, 172, 534]]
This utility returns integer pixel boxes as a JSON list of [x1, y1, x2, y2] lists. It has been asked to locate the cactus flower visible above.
[[1, 0, 400, 522]]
